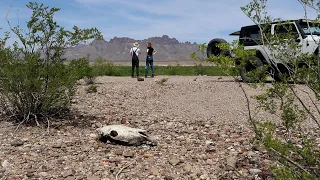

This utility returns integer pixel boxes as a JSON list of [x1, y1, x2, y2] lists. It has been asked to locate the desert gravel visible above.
[[0, 76, 319, 180]]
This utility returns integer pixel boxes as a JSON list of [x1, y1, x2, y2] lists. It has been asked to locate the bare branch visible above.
[[270, 148, 311, 176]]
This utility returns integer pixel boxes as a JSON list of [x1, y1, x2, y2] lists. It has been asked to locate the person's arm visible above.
[[130, 48, 133, 56], [146, 48, 149, 56], [153, 49, 157, 55]]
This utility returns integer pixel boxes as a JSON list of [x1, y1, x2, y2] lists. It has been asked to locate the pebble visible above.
[[183, 163, 192, 172], [149, 167, 160, 176], [38, 172, 48, 177], [51, 140, 63, 148], [11, 139, 24, 147], [87, 176, 100, 180], [2, 160, 9, 169], [249, 168, 262, 175], [168, 158, 180, 166], [226, 156, 237, 170], [114, 149, 123, 155], [123, 151, 135, 158], [143, 153, 153, 158], [62, 169, 75, 177]]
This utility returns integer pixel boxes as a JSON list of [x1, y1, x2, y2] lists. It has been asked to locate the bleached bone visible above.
[[97, 124, 157, 146]]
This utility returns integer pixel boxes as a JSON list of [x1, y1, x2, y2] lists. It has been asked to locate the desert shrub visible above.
[[86, 85, 98, 93], [156, 77, 169, 85], [69, 56, 92, 80], [0, 2, 102, 124], [92, 56, 119, 76], [193, 63, 206, 75]]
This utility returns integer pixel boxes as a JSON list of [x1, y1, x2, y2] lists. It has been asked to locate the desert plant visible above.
[[92, 56, 119, 76], [192, 0, 320, 178], [0, 2, 102, 124], [85, 85, 98, 93], [193, 63, 206, 75], [156, 77, 169, 85], [69, 56, 92, 80]]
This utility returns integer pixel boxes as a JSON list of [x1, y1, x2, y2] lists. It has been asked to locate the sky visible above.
[[0, 0, 319, 46]]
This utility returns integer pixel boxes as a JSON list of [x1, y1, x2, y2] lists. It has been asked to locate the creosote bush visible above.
[[192, 0, 320, 179], [0, 2, 102, 124]]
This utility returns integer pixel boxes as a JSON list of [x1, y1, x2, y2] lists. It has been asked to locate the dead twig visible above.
[[115, 161, 135, 180], [13, 111, 30, 135]]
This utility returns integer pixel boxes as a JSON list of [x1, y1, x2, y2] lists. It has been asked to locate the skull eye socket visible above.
[[110, 130, 118, 137]]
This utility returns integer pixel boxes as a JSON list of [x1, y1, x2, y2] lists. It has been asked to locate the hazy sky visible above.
[[0, 0, 318, 45]]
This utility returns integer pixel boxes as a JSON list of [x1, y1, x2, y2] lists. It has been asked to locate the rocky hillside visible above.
[[63, 35, 203, 62]]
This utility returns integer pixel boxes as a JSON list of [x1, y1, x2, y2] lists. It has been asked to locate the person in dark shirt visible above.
[[145, 42, 157, 78]]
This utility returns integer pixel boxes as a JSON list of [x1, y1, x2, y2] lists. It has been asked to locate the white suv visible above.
[[207, 19, 320, 82]]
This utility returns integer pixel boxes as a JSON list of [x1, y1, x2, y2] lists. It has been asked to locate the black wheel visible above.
[[240, 56, 264, 83], [272, 64, 291, 82], [206, 38, 230, 58]]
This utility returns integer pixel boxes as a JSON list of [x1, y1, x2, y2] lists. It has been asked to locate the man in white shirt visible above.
[[130, 42, 141, 78]]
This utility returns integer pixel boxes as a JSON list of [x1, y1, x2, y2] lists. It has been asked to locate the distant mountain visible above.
[[63, 35, 204, 62]]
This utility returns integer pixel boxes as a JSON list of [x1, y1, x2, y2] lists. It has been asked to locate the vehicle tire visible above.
[[206, 38, 230, 58], [240, 56, 264, 83], [272, 64, 290, 82]]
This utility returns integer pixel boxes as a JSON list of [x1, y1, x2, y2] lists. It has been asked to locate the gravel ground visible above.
[[0, 76, 319, 180]]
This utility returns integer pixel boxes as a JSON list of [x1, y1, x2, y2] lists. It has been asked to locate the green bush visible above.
[[0, 2, 102, 124], [92, 57, 119, 76], [86, 85, 98, 93], [193, 63, 206, 75]]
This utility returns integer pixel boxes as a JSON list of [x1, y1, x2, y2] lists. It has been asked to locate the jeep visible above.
[[206, 19, 320, 82]]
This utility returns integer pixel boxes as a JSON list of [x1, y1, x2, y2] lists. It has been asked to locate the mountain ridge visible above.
[[63, 35, 203, 62]]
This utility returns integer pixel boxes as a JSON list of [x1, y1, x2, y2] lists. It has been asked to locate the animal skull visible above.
[[97, 124, 157, 146]]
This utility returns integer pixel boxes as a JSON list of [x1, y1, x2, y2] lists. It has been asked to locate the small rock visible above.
[[205, 148, 216, 153], [168, 158, 180, 166], [247, 151, 256, 157], [87, 176, 100, 180], [200, 174, 208, 179], [143, 153, 153, 158], [149, 167, 159, 176], [32, 145, 42, 151], [11, 139, 24, 147], [124, 151, 135, 158], [51, 140, 63, 148], [226, 156, 237, 170], [62, 169, 75, 178], [249, 168, 262, 175], [205, 140, 214, 146], [64, 176, 75, 180], [164, 175, 174, 180], [2, 160, 9, 169], [114, 150, 123, 156], [39, 172, 48, 177], [183, 163, 192, 172]]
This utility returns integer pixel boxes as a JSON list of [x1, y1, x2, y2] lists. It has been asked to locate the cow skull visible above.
[[97, 124, 157, 146]]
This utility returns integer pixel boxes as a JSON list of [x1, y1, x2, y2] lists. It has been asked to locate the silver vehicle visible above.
[[207, 19, 320, 82]]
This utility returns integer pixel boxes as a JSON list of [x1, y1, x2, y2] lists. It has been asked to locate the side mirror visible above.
[[295, 38, 301, 43]]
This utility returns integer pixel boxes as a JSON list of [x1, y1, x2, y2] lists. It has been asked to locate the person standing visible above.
[[145, 42, 157, 78], [130, 42, 141, 78]]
